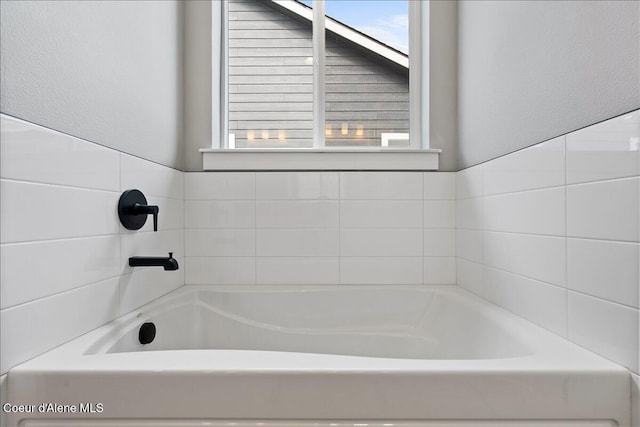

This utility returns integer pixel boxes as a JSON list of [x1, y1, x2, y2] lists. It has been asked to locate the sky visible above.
[[299, 0, 409, 54]]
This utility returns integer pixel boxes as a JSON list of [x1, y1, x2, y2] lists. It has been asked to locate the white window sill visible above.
[[199, 149, 440, 171]]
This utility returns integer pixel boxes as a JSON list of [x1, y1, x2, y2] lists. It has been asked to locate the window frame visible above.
[[204, 0, 438, 170]]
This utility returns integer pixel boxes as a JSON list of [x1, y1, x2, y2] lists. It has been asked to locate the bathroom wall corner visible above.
[[632, 372, 640, 427]]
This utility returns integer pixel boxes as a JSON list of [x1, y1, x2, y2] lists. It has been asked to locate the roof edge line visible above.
[[271, 0, 409, 69]]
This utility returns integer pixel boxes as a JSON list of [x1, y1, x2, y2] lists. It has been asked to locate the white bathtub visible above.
[[5, 285, 630, 426]]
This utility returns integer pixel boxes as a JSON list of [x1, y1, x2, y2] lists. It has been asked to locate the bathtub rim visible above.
[[5, 284, 631, 425]]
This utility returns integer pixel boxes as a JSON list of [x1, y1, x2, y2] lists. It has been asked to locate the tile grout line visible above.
[[338, 172, 341, 285], [422, 172, 425, 285], [480, 167, 486, 299], [183, 171, 187, 287], [254, 172, 258, 285], [564, 135, 569, 338], [117, 153, 123, 316]]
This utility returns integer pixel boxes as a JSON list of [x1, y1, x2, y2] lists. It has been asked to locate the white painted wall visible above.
[[0, 1, 184, 170], [429, 0, 458, 171], [458, 0, 640, 169], [184, 0, 213, 173]]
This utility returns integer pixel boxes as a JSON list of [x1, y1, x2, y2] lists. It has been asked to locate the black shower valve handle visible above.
[[132, 203, 159, 232], [117, 189, 159, 232]]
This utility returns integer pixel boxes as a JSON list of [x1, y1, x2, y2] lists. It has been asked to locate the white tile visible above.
[[340, 172, 422, 199], [423, 257, 456, 285], [340, 257, 422, 285], [185, 200, 255, 228], [256, 172, 338, 199], [340, 229, 422, 256], [0, 115, 120, 191], [340, 200, 422, 228], [568, 291, 639, 372], [0, 277, 119, 374], [256, 201, 338, 228], [456, 164, 483, 199], [0, 374, 6, 427], [1, 236, 120, 309], [456, 229, 483, 263], [567, 177, 639, 242], [424, 200, 455, 228], [632, 373, 640, 425], [568, 239, 639, 308], [185, 257, 255, 285], [125, 196, 183, 232], [257, 228, 338, 256], [483, 187, 565, 236], [186, 228, 255, 256], [121, 229, 185, 266], [0, 180, 120, 244], [121, 153, 183, 200], [424, 228, 455, 256], [119, 262, 183, 315], [483, 136, 565, 196], [455, 197, 483, 230], [257, 257, 339, 285], [567, 110, 640, 184], [185, 172, 255, 200], [424, 172, 456, 200], [484, 267, 567, 337], [483, 232, 566, 286], [456, 258, 483, 296]]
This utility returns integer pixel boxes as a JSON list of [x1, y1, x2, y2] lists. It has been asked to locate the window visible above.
[[222, 0, 425, 150], [204, 0, 435, 170]]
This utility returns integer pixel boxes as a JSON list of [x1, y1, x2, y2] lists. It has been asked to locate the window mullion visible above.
[[312, 0, 326, 149]]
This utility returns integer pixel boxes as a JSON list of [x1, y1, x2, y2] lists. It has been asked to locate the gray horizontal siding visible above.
[[230, 74, 312, 84], [230, 102, 312, 112], [236, 120, 314, 129], [231, 93, 312, 102], [326, 92, 407, 102], [231, 84, 313, 94], [229, 29, 309, 39], [230, 111, 312, 120], [228, 0, 409, 148], [230, 47, 312, 57], [325, 83, 407, 93], [228, 38, 311, 48], [229, 66, 312, 75], [326, 102, 408, 111], [229, 56, 312, 66]]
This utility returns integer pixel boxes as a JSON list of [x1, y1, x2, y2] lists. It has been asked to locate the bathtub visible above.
[[5, 285, 630, 426]]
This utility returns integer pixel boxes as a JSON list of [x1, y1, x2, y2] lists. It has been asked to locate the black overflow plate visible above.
[[138, 322, 156, 345]]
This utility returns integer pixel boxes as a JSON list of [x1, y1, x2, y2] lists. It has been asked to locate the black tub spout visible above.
[[129, 252, 179, 271]]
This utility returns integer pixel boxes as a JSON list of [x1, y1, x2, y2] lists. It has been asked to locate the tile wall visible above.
[[0, 115, 184, 375], [456, 110, 640, 375], [2, 109, 639, 424], [184, 171, 456, 286]]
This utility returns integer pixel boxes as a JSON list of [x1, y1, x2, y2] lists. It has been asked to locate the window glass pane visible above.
[[324, 0, 409, 147], [228, 0, 313, 148]]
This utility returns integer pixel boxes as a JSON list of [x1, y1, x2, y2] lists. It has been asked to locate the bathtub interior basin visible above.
[[5, 285, 631, 426], [87, 285, 533, 359]]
